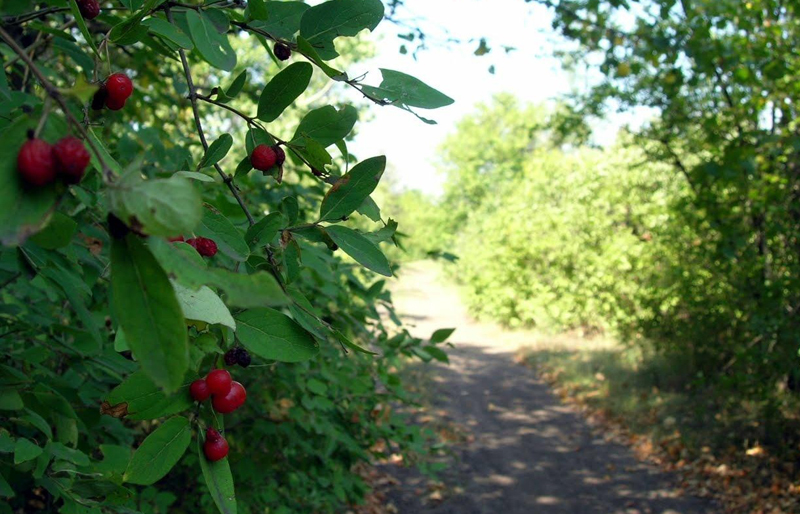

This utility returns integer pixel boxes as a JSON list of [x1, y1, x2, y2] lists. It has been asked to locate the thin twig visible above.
[[4, 20, 77, 69], [0, 26, 114, 181], [165, 6, 255, 226]]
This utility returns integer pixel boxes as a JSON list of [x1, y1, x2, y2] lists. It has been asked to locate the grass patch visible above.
[[518, 336, 800, 512]]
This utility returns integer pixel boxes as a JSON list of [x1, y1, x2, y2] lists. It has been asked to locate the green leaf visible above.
[[365, 219, 397, 244], [124, 417, 192, 485], [186, 10, 236, 71], [245, 127, 276, 154], [14, 439, 42, 464], [149, 238, 288, 308], [107, 371, 193, 421], [21, 410, 52, 440], [257, 62, 313, 123], [0, 389, 23, 410], [296, 137, 332, 171], [334, 329, 377, 355], [197, 430, 237, 514], [295, 36, 344, 79], [324, 226, 391, 276], [235, 308, 319, 362], [196, 206, 249, 262], [111, 235, 189, 392], [46, 442, 90, 466], [319, 156, 385, 221], [67, 0, 100, 56], [174, 171, 215, 182], [430, 328, 455, 344], [114, 327, 130, 352], [0, 470, 13, 498], [200, 133, 233, 168], [0, 117, 59, 246], [306, 378, 327, 395], [356, 196, 381, 222], [109, 175, 202, 237], [248, 0, 268, 21], [222, 70, 247, 102], [361, 69, 454, 109], [245, 212, 285, 249], [174, 283, 236, 330], [424, 345, 449, 363], [143, 17, 193, 49], [292, 105, 358, 148], [299, 0, 384, 60], [250, 2, 308, 39], [29, 212, 77, 249]]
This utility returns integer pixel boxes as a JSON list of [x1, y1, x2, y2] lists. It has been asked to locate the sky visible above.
[[344, 0, 602, 196]]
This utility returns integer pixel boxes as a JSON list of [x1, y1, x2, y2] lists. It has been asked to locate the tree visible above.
[[0, 1, 454, 511]]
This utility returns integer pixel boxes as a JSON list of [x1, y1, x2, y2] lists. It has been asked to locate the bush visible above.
[[0, 1, 454, 512]]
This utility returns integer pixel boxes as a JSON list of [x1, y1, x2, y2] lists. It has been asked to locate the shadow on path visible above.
[[382, 262, 716, 514]]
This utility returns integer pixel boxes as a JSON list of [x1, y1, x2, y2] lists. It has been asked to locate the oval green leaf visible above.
[[324, 225, 392, 277], [124, 416, 192, 485], [235, 308, 319, 362], [319, 156, 385, 221], [200, 133, 233, 168], [186, 10, 236, 71], [111, 235, 189, 392], [257, 62, 313, 123], [198, 431, 237, 514]]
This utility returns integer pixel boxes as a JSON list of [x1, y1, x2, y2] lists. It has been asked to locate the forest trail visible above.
[[383, 262, 716, 514]]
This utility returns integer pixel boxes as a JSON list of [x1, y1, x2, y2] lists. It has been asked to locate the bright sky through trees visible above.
[[348, 0, 646, 195], [347, 0, 566, 194]]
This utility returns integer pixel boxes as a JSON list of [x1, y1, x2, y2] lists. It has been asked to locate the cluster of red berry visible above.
[[190, 369, 247, 461], [92, 73, 134, 111], [16, 73, 132, 188], [169, 235, 218, 257], [17, 134, 90, 187], [250, 144, 286, 172]]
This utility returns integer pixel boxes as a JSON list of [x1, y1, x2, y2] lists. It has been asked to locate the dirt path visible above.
[[384, 262, 716, 514]]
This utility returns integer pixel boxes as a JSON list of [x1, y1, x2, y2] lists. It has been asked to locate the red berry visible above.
[[185, 237, 217, 257], [195, 237, 218, 257], [106, 73, 133, 102], [274, 43, 292, 61], [91, 85, 108, 110], [206, 369, 232, 396], [17, 138, 56, 187], [203, 428, 229, 462], [190, 379, 211, 402], [212, 381, 246, 414], [168, 235, 185, 242], [53, 136, 91, 184], [274, 146, 286, 167], [251, 144, 277, 171], [105, 95, 127, 111], [76, 0, 100, 20]]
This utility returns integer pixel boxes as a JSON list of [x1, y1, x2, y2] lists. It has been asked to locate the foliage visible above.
[[0, 1, 454, 512]]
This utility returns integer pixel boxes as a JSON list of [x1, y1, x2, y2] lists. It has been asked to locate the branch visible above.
[[2, 7, 68, 26], [233, 22, 392, 107], [0, 26, 114, 181], [659, 137, 698, 195], [165, 6, 255, 226]]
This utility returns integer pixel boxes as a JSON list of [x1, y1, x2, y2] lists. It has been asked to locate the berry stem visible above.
[[0, 26, 115, 182], [34, 97, 52, 138], [166, 6, 255, 227]]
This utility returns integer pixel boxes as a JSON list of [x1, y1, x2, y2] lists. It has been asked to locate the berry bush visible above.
[[0, 1, 454, 512]]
